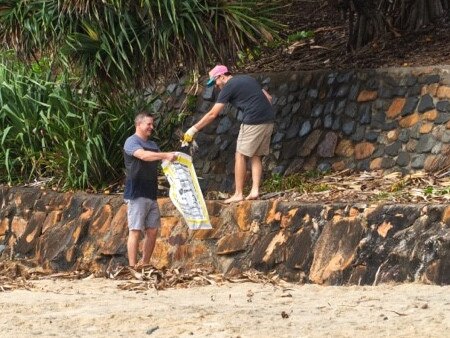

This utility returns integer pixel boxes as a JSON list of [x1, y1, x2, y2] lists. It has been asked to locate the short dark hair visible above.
[[134, 111, 153, 124]]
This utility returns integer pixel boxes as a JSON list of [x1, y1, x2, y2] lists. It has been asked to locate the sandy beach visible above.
[[0, 278, 449, 338]]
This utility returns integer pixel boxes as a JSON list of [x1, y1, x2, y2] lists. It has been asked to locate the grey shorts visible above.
[[126, 197, 161, 231], [236, 123, 274, 157]]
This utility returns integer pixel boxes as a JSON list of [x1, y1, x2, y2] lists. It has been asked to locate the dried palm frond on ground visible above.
[[0, 260, 35, 292], [260, 170, 450, 204], [0, 256, 287, 293], [0, 258, 92, 292], [110, 266, 286, 292]]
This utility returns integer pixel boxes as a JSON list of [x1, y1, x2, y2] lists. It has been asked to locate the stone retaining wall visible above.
[[1, 186, 449, 285], [182, 66, 450, 192]]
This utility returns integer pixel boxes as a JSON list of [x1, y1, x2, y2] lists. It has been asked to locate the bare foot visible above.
[[224, 194, 244, 204], [245, 192, 259, 200]]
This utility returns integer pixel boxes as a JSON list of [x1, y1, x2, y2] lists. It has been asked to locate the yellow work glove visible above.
[[181, 126, 198, 146]]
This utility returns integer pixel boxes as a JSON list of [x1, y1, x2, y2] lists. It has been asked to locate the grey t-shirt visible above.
[[123, 134, 160, 200], [216, 75, 275, 125]]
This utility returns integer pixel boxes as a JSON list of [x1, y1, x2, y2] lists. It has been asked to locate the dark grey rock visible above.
[[416, 134, 436, 153], [272, 165, 286, 175], [348, 83, 360, 101], [324, 115, 333, 129], [318, 162, 331, 172], [435, 112, 450, 124], [394, 86, 408, 96], [152, 99, 163, 112], [335, 100, 347, 115], [418, 74, 440, 84], [365, 131, 380, 142], [277, 96, 287, 106], [289, 82, 299, 92], [271, 132, 285, 144], [336, 84, 350, 98], [216, 116, 233, 134], [202, 86, 215, 101], [286, 120, 301, 139], [284, 158, 305, 175], [313, 118, 322, 129], [317, 132, 338, 158], [365, 78, 379, 90], [345, 102, 358, 118], [299, 120, 312, 137], [337, 71, 354, 83], [378, 86, 394, 99], [331, 116, 341, 130], [308, 89, 319, 99], [166, 83, 177, 94], [418, 94, 435, 113], [405, 75, 417, 86], [436, 101, 449, 112], [282, 140, 303, 159], [198, 101, 213, 114], [351, 125, 365, 142], [411, 154, 426, 169], [291, 102, 302, 114], [278, 83, 289, 95], [324, 101, 336, 115], [385, 141, 402, 156], [359, 104, 372, 124], [371, 111, 386, 129], [327, 72, 338, 85], [299, 88, 308, 100], [401, 97, 419, 116], [372, 145, 385, 158], [342, 120, 356, 136], [381, 121, 398, 131], [381, 157, 396, 169], [399, 129, 410, 142], [311, 104, 324, 117], [220, 140, 231, 151], [396, 151, 411, 167], [281, 104, 293, 117], [407, 85, 421, 96], [357, 159, 371, 171]]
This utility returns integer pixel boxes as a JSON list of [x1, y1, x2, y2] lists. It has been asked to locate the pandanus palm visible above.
[[0, 0, 284, 88], [0, 1, 284, 190]]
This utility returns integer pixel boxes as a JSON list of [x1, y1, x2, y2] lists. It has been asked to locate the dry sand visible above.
[[0, 278, 449, 338]]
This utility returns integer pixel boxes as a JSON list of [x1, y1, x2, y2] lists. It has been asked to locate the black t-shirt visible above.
[[216, 75, 275, 125], [123, 134, 159, 200]]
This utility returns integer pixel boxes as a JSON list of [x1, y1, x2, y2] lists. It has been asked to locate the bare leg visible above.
[[224, 152, 246, 203], [142, 227, 158, 265], [246, 155, 262, 200], [127, 230, 141, 267]]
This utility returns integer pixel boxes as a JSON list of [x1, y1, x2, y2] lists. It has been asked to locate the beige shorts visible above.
[[236, 123, 274, 157]]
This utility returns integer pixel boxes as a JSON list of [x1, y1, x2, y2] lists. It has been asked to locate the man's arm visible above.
[[262, 89, 272, 104], [193, 102, 225, 131], [133, 149, 177, 162], [183, 102, 225, 143]]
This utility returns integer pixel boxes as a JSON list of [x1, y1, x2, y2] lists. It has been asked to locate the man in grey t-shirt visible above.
[[123, 112, 177, 267], [183, 65, 274, 203]]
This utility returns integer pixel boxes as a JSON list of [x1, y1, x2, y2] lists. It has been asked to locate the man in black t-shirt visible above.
[[183, 65, 275, 204], [124, 112, 177, 267]]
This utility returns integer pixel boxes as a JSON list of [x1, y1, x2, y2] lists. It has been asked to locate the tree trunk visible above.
[[331, 0, 450, 49]]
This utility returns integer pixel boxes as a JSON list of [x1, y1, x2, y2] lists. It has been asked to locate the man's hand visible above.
[[182, 126, 198, 144], [165, 152, 178, 162]]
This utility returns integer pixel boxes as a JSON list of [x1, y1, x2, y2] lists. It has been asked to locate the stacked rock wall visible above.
[[1, 186, 449, 285], [186, 66, 450, 192], [1, 66, 450, 285]]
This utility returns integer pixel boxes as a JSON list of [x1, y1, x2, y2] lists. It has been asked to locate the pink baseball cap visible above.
[[206, 65, 229, 87]]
